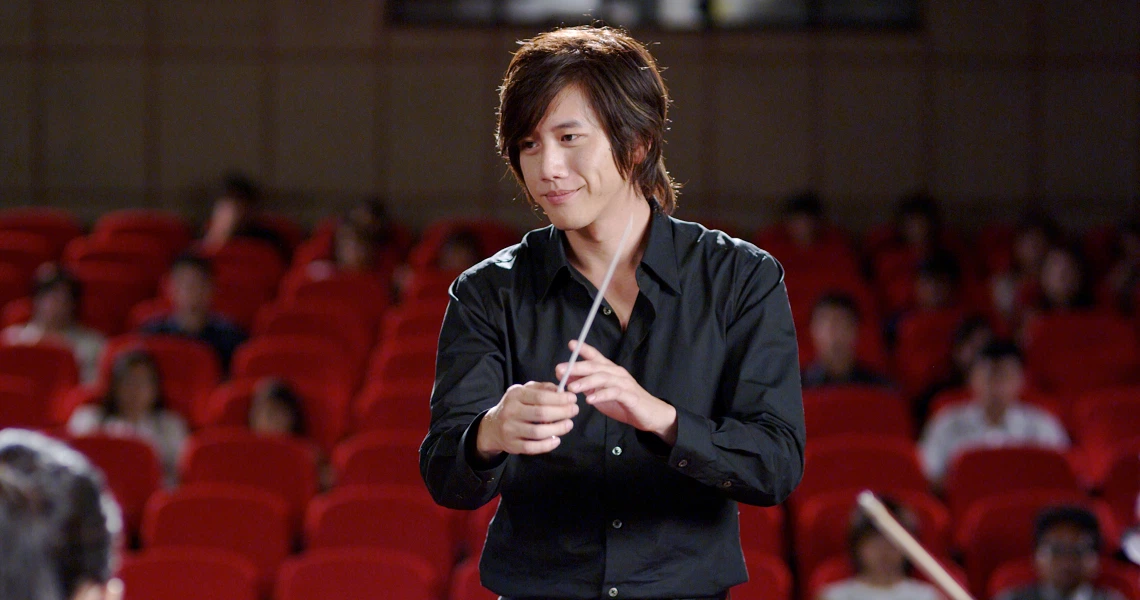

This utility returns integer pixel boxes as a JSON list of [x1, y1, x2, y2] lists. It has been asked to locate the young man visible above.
[[801, 292, 892, 389], [420, 26, 805, 600]]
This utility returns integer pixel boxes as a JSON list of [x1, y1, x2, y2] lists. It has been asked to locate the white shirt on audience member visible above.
[[821, 578, 943, 600]]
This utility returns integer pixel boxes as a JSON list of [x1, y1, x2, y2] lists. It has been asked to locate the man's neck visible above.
[[564, 192, 652, 277]]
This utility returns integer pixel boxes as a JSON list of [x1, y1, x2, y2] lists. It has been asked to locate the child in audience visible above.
[[995, 506, 1124, 600], [67, 349, 188, 484], [919, 340, 1068, 486], [2, 265, 105, 384], [248, 377, 306, 437], [818, 496, 943, 600]]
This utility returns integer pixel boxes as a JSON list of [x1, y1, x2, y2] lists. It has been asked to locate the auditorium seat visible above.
[[801, 386, 913, 441], [402, 269, 462, 304], [0, 230, 55, 282], [274, 548, 439, 600], [331, 429, 425, 488], [69, 434, 162, 539], [893, 307, 967, 398], [738, 504, 786, 557], [281, 273, 389, 336], [988, 556, 1140, 600], [352, 377, 435, 434], [62, 234, 170, 290], [69, 262, 156, 336], [132, 273, 273, 333], [0, 263, 28, 313], [91, 209, 193, 261], [206, 238, 287, 299], [0, 373, 49, 430], [1100, 445, 1140, 529], [729, 552, 792, 600], [303, 484, 458, 580], [793, 488, 950, 584], [119, 547, 259, 600], [180, 428, 319, 530], [791, 436, 928, 510], [194, 378, 259, 429], [806, 554, 969, 600], [99, 334, 221, 424], [379, 299, 449, 342], [1023, 313, 1140, 395], [365, 337, 438, 384], [253, 303, 373, 379], [407, 218, 517, 272], [1072, 386, 1140, 485], [0, 343, 79, 423], [142, 483, 291, 594], [449, 558, 498, 600], [943, 446, 1081, 521], [256, 213, 305, 254], [0, 207, 83, 259]]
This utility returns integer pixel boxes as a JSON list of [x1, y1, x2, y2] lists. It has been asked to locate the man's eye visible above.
[[520, 140, 537, 150], [562, 134, 580, 142]]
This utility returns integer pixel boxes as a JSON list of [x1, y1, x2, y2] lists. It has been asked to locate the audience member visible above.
[[1, 265, 105, 384], [138, 253, 247, 372], [802, 293, 892, 389], [248, 377, 306, 437], [0, 429, 123, 600], [1103, 220, 1140, 313], [919, 340, 1069, 485], [995, 506, 1124, 600], [782, 191, 827, 248], [991, 213, 1063, 324], [914, 316, 995, 425], [818, 496, 942, 600], [200, 171, 289, 260], [67, 349, 188, 483], [1036, 245, 1095, 313], [891, 192, 945, 260], [393, 226, 486, 298], [913, 252, 962, 311]]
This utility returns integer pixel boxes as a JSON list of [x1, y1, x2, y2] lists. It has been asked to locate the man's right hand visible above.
[[475, 381, 579, 460]]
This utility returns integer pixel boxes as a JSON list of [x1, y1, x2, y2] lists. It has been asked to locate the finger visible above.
[[517, 419, 574, 440], [517, 436, 561, 455], [584, 386, 624, 404], [569, 340, 609, 363], [518, 402, 579, 423], [567, 372, 616, 395], [518, 387, 577, 406], [524, 381, 558, 392], [555, 360, 605, 380]]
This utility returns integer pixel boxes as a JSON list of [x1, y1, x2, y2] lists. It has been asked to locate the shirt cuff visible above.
[[461, 410, 508, 476]]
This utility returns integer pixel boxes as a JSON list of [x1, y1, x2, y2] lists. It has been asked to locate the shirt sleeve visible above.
[[643, 251, 806, 507], [918, 412, 955, 484], [420, 274, 510, 510]]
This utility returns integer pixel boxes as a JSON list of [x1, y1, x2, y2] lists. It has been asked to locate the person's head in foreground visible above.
[[0, 429, 122, 600], [31, 266, 83, 331], [968, 340, 1025, 420], [1029, 506, 1108, 598], [496, 25, 677, 232], [249, 377, 306, 437]]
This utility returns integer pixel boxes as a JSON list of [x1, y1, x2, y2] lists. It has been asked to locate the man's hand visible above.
[[555, 340, 678, 446], [475, 381, 579, 461]]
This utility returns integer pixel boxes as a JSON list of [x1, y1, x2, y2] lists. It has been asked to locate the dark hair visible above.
[[169, 252, 213, 279], [221, 171, 259, 205], [496, 25, 677, 214], [0, 429, 121, 600], [32, 266, 81, 304], [1034, 505, 1102, 554], [254, 379, 306, 437], [952, 315, 993, 348], [917, 250, 962, 284], [847, 495, 918, 574], [1040, 244, 1095, 310], [974, 339, 1024, 367], [1016, 211, 1063, 244], [102, 349, 166, 419], [783, 190, 825, 219], [812, 291, 861, 323], [895, 192, 941, 226], [346, 198, 392, 246]]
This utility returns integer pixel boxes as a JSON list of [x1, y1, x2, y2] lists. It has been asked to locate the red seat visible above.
[[352, 378, 434, 433], [1023, 313, 1140, 395], [69, 434, 163, 538], [275, 548, 438, 600], [92, 209, 193, 260], [0, 230, 54, 281], [738, 504, 786, 556], [787, 271, 888, 373], [70, 262, 157, 336], [99, 334, 221, 424], [332, 429, 425, 488], [303, 484, 458, 579], [281, 273, 389, 336], [408, 219, 517, 272], [195, 378, 259, 429], [1072, 386, 1140, 484], [448, 558, 498, 600], [142, 483, 292, 593], [0, 207, 83, 259], [988, 556, 1140, 600], [753, 225, 859, 277], [365, 337, 438, 383], [0, 343, 79, 423], [136, 274, 273, 333], [893, 308, 967, 397], [1101, 444, 1140, 529], [802, 386, 913, 441], [0, 263, 29, 313], [0, 373, 49, 429], [944, 446, 1081, 521], [180, 428, 319, 530], [954, 490, 1117, 595], [729, 552, 793, 600], [403, 269, 461, 304], [255, 213, 305, 254], [253, 303, 373, 379], [231, 334, 355, 451], [791, 436, 928, 510], [62, 234, 170, 289], [793, 488, 950, 584], [807, 554, 968, 600], [379, 299, 449, 343], [207, 239, 287, 298], [119, 547, 259, 600]]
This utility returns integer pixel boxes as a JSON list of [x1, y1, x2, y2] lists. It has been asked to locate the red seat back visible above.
[[944, 446, 1081, 520], [792, 436, 928, 509], [99, 334, 222, 423], [92, 209, 193, 260], [802, 386, 913, 441], [1024, 313, 1140, 394], [274, 548, 438, 600], [331, 429, 425, 488], [0, 207, 83, 259], [69, 434, 163, 537], [352, 378, 434, 434], [119, 547, 259, 600], [0, 343, 79, 416], [738, 504, 786, 557]]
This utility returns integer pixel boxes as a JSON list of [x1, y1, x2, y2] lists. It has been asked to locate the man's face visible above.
[[168, 265, 212, 315], [1035, 523, 1099, 593], [518, 85, 640, 232], [809, 305, 858, 361], [969, 356, 1024, 411]]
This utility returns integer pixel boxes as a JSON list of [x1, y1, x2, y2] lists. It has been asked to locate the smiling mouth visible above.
[[545, 188, 579, 204]]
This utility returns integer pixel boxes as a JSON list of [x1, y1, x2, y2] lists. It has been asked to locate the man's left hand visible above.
[[555, 340, 678, 446]]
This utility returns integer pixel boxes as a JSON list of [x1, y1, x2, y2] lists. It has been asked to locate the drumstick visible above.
[[857, 491, 975, 600], [557, 215, 634, 393]]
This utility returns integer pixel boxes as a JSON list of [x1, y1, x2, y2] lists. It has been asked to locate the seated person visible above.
[[995, 506, 1125, 600], [818, 496, 942, 600], [991, 213, 1062, 324], [919, 340, 1069, 485], [782, 191, 826, 248], [802, 293, 892, 389], [884, 251, 963, 346], [914, 315, 995, 425], [249, 377, 306, 437], [67, 349, 188, 485], [199, 171, 289, 260], [1104, 219, 1140, 313], [1036, 245, 1095, 313], [0, 429, 123, 600], [2, 265, 105, 383], [393, 227, 486, 299], [138, 253, 247, 372]]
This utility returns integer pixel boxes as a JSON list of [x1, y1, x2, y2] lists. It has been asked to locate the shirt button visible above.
[[608, 587, 619, 597], [602, 306, 613, 316], [721, 480, 732, 488], [612, 519, 622, 529], [611, 446, 622, 456], [677, 459, 688, 468]]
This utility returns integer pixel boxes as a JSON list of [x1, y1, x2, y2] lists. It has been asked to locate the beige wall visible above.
[[0, 0, 1137, 234]]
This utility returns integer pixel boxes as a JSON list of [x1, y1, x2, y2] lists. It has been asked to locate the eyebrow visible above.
[[551, 120, 584, 130]]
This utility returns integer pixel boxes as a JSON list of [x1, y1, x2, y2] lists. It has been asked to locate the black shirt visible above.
[[139, 314, 247, 372], [420, 212, 805, 599]]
